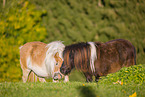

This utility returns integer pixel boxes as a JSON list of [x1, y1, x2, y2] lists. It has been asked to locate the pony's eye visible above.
[[56, 63, 58, 65]]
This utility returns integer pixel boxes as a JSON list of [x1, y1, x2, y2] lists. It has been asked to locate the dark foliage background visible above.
[[0, 0, 145, 82]]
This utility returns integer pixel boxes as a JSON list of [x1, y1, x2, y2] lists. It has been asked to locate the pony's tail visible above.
[[19, 46, 23, 50]]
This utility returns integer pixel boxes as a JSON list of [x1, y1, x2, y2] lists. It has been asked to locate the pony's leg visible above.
[[34, 74, 38, 82], [95, 76, 100, 82], [29, 71, 46, 82], [28, 71, 38, 82], [94, 73, 100, 82], [22, 69, 31, 83], [64, 75, 69, 82], [28, 71, 46, 82], [39, 78, 46, 82], [83, 72, 93, 82]]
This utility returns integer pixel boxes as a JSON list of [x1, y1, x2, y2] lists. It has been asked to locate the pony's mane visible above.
[[63, 42, 91, 71], [46, 41, 65, 54], [45, 41, 65, 76], [63, 42, 97, 73], [88, 42, 97, 73]]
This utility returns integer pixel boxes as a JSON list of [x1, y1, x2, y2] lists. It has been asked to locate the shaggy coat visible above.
[[60, 39, 136, 82], [20, 41, 69, 82]]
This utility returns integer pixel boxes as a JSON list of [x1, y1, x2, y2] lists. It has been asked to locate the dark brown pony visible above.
[[60, 39, 136, 82]]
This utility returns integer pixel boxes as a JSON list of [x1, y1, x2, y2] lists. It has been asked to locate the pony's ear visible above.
[[54, 52, 59, 62], [55, 52, 59, 58], [54, 52, 63, 67]]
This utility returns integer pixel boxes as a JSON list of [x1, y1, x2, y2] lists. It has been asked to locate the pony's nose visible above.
[[53, 75, 58, 80], [53, 72, 62, 80]]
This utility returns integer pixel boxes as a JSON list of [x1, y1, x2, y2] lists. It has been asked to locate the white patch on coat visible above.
[[27, 57, 49, 77], [88, 42, 97, 73], [26, 41, 65, 78]]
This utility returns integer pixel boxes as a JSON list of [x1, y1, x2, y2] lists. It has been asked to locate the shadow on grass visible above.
[[77, 86, 97, 97]]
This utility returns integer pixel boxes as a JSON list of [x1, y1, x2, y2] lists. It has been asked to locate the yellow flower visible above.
[[129, 92, 137, 97], [83, 84, 85, 86], [121, 82, 123, 85]]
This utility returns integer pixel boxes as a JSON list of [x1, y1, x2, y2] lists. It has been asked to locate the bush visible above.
[[98, 64, 145, 85], [0, 0, 47, 82]]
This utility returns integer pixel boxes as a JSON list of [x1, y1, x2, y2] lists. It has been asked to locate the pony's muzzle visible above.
[[53, 72, 62, 80], [60, 66, 71, 75]]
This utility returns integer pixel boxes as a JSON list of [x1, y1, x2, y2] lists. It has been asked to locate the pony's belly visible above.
[[28, 65, 50, 78]]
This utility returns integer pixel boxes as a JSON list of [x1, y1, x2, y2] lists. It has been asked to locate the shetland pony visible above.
[[20, 41, 69, 82], [60, 39, 136, 82]]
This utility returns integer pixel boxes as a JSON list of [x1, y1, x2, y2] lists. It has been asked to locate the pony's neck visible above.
[[45, 52, 56, 77]]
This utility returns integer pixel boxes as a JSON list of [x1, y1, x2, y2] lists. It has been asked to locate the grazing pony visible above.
[[60, 39, 136, 82], [20, 41, 69, 82]]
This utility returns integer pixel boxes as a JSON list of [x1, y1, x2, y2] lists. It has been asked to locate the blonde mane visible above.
[[45, 41, 65, 77]]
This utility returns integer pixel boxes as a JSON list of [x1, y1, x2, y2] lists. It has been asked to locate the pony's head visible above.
[[53, 52, 65, 80], [60, 61, 72, 75], [45, 41, 65, 80], [60, 45, 75, 75], [60, 42, 94, 75]]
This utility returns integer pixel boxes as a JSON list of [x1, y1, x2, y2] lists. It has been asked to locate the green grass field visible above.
[[0, 64, 145, 97], [0, 82, 145, 97]]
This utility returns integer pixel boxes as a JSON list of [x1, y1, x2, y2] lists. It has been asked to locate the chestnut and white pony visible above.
[[19, 41, 69, 83]]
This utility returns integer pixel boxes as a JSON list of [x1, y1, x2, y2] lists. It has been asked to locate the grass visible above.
[[1, 64, 145, 97], [0, 82, 145, 97]]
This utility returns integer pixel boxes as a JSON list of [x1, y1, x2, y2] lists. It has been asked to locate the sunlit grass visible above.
[[0, 81, 144, 97], [0, 64, 145, 97]]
